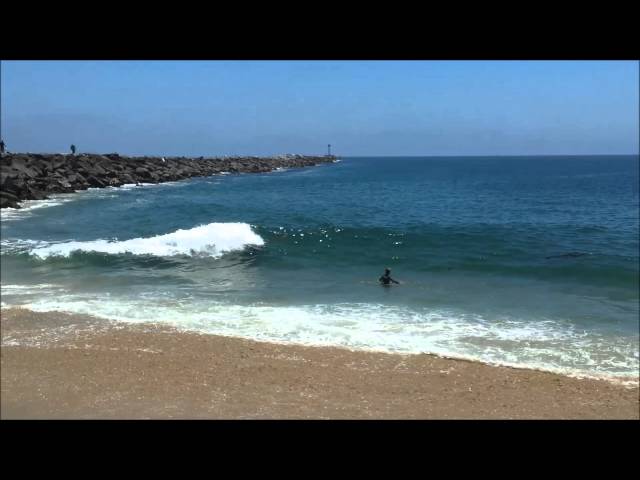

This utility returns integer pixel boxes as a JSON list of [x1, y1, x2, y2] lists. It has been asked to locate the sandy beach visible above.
[[1, 308, 637, 420]]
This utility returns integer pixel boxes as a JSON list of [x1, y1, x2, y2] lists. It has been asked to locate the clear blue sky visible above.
[[1, 60, 638, 156]]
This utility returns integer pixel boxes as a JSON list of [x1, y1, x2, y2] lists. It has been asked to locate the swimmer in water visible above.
[[379, 268, 400, 286]]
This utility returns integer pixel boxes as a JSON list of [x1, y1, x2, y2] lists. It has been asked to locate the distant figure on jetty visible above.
[[0, 140, 5, 155], [379, 268, 400, 286], [70, 144, 76, 155]]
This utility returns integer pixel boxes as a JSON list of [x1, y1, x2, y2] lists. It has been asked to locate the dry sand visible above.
[[1, 308, 638, 419]]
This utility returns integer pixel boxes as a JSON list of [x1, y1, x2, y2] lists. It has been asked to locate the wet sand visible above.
[[1, 308, 638, 419]]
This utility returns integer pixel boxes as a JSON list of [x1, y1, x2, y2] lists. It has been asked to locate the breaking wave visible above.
[[27, 223, 264, 259]]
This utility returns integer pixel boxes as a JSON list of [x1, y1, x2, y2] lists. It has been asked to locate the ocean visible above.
[[1, 155, 638, 384]]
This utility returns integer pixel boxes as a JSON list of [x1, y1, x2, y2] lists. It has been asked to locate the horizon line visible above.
[[2, 151, 638, 158], [342, 153, 640, 158]]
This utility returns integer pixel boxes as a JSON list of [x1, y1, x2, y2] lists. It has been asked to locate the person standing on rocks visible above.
[[70, 144, 76, 155], [0, 140, 5, 155]]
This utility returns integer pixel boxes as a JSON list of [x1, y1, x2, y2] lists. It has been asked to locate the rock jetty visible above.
[[0, 153, 337, 209]]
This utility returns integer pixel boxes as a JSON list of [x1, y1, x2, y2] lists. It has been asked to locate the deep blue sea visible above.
[[2, 156, 638, 383]]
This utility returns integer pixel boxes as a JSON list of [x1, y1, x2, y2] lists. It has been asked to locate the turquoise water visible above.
[[1, 156, 638, 383]]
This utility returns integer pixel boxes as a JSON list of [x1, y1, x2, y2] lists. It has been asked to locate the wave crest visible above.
[[29, 223, 264, 258]]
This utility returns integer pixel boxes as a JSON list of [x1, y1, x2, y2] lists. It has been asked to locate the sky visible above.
[[1, 60, 638, 157]]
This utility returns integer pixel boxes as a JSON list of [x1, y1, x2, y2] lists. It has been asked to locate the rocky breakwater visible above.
[[0, 153, 337, 208]]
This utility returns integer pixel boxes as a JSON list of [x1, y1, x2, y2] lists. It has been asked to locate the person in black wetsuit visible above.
[[379, 268, 400, 286]]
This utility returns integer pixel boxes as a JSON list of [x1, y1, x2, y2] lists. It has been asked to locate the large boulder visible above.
[[106, 177, 122, 187], [119, 173, 135, 184], [1, 173, 27, 197], [0, 191, 20, 208], [10, 157, 40, 178], [1, 170, 19, 189], [89, 163, 108, 176], [25, 186, 48, 200], [86, 175, 107, 188]]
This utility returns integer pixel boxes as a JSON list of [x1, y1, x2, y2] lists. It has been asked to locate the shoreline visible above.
[[0, 153, 337, 208], [2, 307, 638, 419], [2, 304, 636, 390]]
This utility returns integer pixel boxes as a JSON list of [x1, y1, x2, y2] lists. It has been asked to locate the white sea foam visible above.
[[0, 181, 196, 223], [0, 196, 78, 221], [0, 283, 68, 309], [0, 184, 139, 222], [1, 283, 63, 292], [107, 182, 186, 190], [0, 238, 52, 255], [15, 295, 640, 386], [27, 222, 264, 259]]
